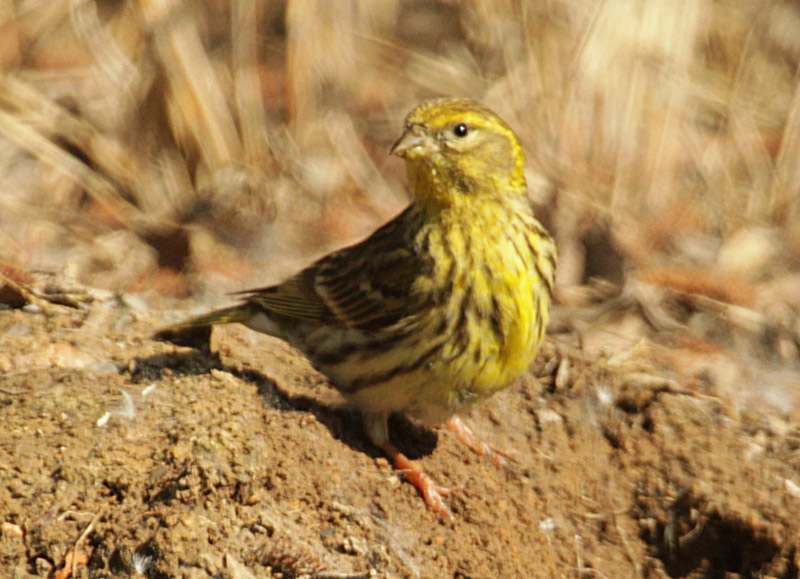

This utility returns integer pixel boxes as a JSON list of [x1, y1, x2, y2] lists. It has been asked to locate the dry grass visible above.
[[1, 0, 800, 373], [2, 5, 800, 575]]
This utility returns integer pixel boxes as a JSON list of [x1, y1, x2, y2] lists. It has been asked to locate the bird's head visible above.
[[391, 98, 527, 209]]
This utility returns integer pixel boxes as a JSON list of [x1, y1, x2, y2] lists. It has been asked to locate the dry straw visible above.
[[0, 0, 798, 292]]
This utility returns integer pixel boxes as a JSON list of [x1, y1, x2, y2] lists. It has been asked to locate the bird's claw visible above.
[[445, 416, 516, 469], [382, 440, 456, 519], [403, 469, 455, 520]]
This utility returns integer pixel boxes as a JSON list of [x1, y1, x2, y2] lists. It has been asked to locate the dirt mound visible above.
[[2, 299, 799, 578]]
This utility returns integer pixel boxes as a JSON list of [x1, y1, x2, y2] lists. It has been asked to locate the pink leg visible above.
[[445, 416, 514, 469], [364, 412, 455, 519], [381, 441, 455, 520]]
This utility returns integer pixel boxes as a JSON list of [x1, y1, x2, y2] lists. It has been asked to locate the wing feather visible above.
[[241, 206, 425, 332]]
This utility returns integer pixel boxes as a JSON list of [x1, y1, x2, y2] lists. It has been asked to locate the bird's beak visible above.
[[390, 125, 434, 159]]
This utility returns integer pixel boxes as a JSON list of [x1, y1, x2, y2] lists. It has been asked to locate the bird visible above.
[[161, 97, 556, 517]]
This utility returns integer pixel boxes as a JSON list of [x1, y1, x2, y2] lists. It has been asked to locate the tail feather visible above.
[[174, 305, 253, 329], [154, 304, 253, 348]]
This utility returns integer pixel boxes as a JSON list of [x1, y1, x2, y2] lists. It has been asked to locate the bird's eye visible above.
[[452, 123, 469, 138]]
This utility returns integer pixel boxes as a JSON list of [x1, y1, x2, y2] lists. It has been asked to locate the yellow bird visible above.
[[165, 98, 556, 517]]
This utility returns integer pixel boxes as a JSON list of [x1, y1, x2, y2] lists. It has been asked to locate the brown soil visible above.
[[3, 1, 800, 577], [2, 294, 799, 579]]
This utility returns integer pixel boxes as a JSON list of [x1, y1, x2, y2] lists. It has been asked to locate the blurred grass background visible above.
[[1, 0, 799, 321], [3, 4, 800, 574]]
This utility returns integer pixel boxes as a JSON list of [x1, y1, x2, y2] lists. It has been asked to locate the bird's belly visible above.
[[347, 368, 456, 426], [294, 252, 549, 424], [299, 324, 459, 424], [437, 259, 549, 402]]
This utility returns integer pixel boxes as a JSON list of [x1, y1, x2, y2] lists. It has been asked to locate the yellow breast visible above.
[[421, 199, 555, 408]]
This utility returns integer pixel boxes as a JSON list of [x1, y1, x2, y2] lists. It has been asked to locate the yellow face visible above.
[[391, 98, 527, 207]]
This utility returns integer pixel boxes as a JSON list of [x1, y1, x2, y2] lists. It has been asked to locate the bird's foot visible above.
[[445, 415, 514, 469], [382, 442, 455, 520]]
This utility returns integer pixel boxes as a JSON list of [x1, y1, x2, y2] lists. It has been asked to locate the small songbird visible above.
[[163, 98, 556, 517]]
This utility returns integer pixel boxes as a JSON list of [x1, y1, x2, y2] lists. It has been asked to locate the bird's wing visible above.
[[314, 243, 420, 331], [242, 268, 331, 321], [242, 207, 423, 331]]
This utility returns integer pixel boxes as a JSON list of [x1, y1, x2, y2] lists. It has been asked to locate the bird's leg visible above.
[[445, 415, 514, 469], [381, 441, 454, 519], [364, 413, 454, 519]]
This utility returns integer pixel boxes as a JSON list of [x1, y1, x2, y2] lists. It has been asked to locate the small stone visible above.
[[35, 558, 53, 577], [1, 522, 23, 537], [536, 409, 563, 425], [89, 361, 120, 373], [786, 478, 800, 499]]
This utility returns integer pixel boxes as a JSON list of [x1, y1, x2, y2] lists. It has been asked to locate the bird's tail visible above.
[[174, 305, 253, 328], [154, 304, 253, 347]]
